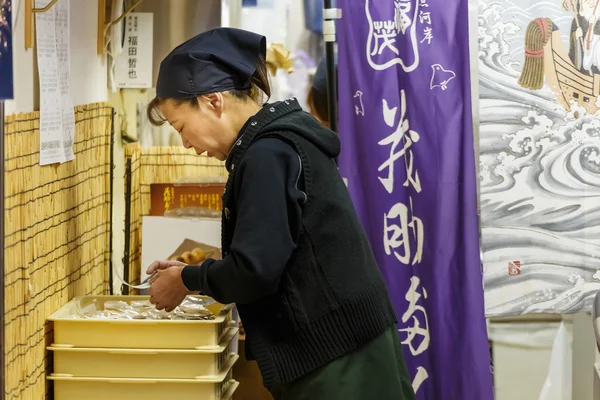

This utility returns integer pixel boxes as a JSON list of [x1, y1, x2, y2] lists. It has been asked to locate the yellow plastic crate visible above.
[[47, 296, 235, 349], [49, 369, 238, 400], [48, 327, 238, 379]]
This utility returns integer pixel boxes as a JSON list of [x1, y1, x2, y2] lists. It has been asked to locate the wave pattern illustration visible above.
[[479, 0, 600, 316]]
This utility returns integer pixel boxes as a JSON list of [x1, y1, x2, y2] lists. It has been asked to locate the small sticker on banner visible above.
[[508, 261, 521, 276]]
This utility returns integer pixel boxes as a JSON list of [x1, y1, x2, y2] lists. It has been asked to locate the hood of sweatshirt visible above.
[[225, 98, 340, 172]]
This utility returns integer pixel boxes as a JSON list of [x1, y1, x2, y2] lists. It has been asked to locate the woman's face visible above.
[[159, 95, 234, 161]]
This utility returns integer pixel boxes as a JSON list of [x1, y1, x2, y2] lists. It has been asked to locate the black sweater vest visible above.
[[222, 100, 397, 387]]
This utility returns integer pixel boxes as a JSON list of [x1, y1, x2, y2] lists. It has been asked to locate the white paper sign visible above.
[[56, 0, 74, 161], [115, 13, 153, 88], [35, 0, 75, 165]]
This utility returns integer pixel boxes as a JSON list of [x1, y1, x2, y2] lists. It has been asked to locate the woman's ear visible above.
[[200, 93, 224, 116]]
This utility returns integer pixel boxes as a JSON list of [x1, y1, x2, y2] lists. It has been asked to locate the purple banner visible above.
[[337, 1, 493, 399]]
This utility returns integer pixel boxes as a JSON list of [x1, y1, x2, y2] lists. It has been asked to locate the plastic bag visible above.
[[538, 321, 572, 400]]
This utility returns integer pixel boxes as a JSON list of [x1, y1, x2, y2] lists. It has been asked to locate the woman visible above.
[[146, 27, 415, 400]]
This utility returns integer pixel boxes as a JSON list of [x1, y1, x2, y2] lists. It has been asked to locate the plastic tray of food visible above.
[[49, 357, 239, 400], [48, 326, 238, 379], [47, 295, 235, 349]]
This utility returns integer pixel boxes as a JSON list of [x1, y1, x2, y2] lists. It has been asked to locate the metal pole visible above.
[[323, 1, 341, 134], [0, 100, 6, 400], [122, 157, 132, 295], [108, 110, 115, 295]]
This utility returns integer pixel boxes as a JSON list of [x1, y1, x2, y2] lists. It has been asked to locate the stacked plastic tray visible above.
[[46, 295, 239, 400]]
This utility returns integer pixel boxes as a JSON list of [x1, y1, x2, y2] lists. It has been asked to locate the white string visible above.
[[13, 0, 22, 35], [112, 263, 155, 289]]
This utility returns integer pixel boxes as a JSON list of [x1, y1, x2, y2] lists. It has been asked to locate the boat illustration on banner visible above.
[[518, 10, 600, 114]]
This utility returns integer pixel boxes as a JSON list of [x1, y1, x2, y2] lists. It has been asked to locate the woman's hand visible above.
[[146, 259, 186, 276], [148, 265, 189, 312]]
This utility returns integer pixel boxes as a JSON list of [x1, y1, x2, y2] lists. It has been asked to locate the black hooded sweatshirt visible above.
[[181, 98, 397, 387]]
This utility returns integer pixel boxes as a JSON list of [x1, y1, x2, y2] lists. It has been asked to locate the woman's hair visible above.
[[307, 87, 329, 124], [147, 53, 271, 126]]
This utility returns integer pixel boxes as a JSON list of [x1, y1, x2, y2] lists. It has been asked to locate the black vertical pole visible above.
[[108, 110, 115, 295], [0, 101, 6, 400], [122, 157, 132, 295], [323, 0, 339, 134]]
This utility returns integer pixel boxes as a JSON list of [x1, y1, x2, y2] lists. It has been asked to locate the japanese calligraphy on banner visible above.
[[479, 0, 600, 316], [115, 13, 153, 88], [337, 1, 493, 399], [0, 0, 13, 100]]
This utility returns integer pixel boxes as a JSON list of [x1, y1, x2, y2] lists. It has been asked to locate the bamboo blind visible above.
[[125, 146, 226, 288], [3, 103, 113, 400]]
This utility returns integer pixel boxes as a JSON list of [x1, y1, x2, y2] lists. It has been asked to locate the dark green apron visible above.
[[268, 326, 416, 400]]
